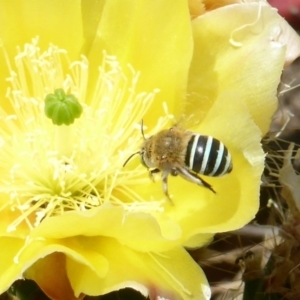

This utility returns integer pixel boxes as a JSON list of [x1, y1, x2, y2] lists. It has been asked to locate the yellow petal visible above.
[[31, 205, 182, 252], [0, 0, 83, 59], [2, 236, 210, 299], [188, 0, 205, 18], [81, 0, 106, 54], [0, 0, 84, 114], [0, 236, 109, 296], [185, 3, 286, 134], [0, 237, 25, 292], [0, 207, 31, 238], [166, 94, 263, 246], [204, 0, 239, 9], [274, 18, 300, 67], [65, 237, 211, 300], [87, 0, 193, 125]]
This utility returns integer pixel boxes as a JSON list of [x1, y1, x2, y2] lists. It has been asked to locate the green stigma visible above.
[[44, 89, 83, 125]]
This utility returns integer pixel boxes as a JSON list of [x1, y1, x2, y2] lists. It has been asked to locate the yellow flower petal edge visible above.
[[188, 0, 205, 18], [188, 0, 241, 19], [32, 204, 183, 252], [185, 2, 287, 134], [0, 236, 108, 298], [0, 237, 25, 291], [275, 18, 300, 67], [0, 235, 211, 299], [203, 0, 242, 10], [23, 237, 210, 300]]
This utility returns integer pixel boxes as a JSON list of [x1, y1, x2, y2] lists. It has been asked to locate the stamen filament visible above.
[[0, 41, 172, 233]]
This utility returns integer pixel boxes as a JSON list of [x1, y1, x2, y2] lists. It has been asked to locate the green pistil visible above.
[[44, 89, 83, 125]]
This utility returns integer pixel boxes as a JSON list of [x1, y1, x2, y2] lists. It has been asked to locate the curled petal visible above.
[[65, 238, 211, 300], [274, 18, 300, 67], [25, 252, 82, 300], [1, 237, 109, 298], [2, 236, 210, 300], [31, 205, 183, 252], [186, 3, 287, 134]]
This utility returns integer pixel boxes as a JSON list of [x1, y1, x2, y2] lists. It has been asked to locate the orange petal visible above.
[[25, 252, 82, 300]]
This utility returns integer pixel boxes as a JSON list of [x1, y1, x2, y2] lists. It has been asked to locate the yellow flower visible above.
[[0, 0, 298, 299]]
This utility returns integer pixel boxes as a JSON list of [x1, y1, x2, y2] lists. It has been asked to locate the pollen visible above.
[[0, 38, 170, 232]]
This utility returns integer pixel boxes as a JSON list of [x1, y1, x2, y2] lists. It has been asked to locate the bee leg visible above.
[[149, 168, 160, 182], [177, 168, 216, 194], [171, 168, 178, 176], [197, 176, 216, 194], [161, 172, 172, 201]]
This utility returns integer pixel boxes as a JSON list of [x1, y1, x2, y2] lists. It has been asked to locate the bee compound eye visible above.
[[140, 153, 148, 168]]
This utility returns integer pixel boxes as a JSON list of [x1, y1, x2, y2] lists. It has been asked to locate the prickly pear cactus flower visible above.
[[0, 0, 299, 299]]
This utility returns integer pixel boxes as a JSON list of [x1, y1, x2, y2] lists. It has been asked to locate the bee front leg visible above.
[[161, 171, 172, 201], [177, 168, 216, 194], [149, 168, 160, 182]]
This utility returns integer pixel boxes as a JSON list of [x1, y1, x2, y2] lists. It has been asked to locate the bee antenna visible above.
[[141, 119, 146, 140], [123, 151, 140, 167]]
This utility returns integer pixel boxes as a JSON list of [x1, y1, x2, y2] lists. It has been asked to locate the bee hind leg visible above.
[[177, 168, 216, 194]]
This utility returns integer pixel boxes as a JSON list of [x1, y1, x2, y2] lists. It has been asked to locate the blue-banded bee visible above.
[[123, 124, 233, 199]]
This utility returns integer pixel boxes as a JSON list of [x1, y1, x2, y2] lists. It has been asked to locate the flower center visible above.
[[0, 38, 172, 232]]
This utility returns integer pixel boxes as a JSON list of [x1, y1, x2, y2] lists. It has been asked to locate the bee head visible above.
[[140, 147, 155, 169], [139, 148, 146, 167]]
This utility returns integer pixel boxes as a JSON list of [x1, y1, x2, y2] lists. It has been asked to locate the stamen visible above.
[[0, 40, 172, 233]]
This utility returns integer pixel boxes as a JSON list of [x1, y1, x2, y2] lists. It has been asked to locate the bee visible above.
[[123, 122, 233, 199]]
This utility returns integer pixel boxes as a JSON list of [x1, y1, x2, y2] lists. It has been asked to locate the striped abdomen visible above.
[[184, 134, 232, 177]]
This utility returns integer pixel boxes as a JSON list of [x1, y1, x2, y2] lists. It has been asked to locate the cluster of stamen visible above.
[[0, 38, 171, 232]]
